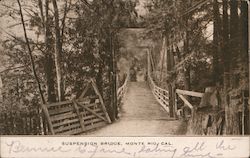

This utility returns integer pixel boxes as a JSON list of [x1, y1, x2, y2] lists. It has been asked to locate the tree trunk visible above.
[[96, 62, 103, 96], [166, 36, 175, 117], [240, 1, 248, 60], [229, 0, 239, 67], [240, 1, 249, 135], [212, 0, 222, 85], [17, 0, 55, 135], [44, 55, 56, 102], [52, 0, 64, 101], [110, 30, 118, 121], [183, 0, 191, 94], [108, 31, 115, 122], [222, 0, 230, 91], [44, 0, 56, 103], [225, 0, 240, 135]]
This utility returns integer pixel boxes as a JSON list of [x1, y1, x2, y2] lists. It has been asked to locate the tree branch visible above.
[[16, 0, 46, 104]]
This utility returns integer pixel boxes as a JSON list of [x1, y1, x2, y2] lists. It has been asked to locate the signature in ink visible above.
[[216, 140, 236, 151], [138, 144, 177, 158], [180, 141, 215, 158], [6, 140, 71, 154], [76, 144, 133, 158]]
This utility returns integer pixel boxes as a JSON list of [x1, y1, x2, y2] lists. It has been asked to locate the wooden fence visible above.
[[0, 76, 129, 135], [176, 89, 203, 118], [46, 100, 110, 135], [147, 53, 170, 112], [117, 73, 129, 107], [44, 79, 111, 135]]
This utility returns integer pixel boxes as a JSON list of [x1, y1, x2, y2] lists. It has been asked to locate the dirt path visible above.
[[84, 82, 186, 136]]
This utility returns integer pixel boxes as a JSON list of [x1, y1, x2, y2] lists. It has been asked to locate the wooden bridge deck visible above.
[[84, 82, 186, 136]]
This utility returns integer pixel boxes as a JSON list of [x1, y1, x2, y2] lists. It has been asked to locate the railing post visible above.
[[168, 84, 174, 118], [173, 84, 177, 118]]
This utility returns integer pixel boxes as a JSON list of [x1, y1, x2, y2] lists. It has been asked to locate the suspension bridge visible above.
[[39, 50, 201, 135]]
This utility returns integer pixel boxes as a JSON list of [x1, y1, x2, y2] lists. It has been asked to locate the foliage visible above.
[[144, 0, 214, 91], [0, 0, 138, 112]]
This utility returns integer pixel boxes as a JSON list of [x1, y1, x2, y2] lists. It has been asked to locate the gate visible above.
[[44, 79, 111, 135]]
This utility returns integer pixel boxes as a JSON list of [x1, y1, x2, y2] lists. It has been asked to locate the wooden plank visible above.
[[49, 106, 73, 116], [152, 93, 169, 112], [177, 93, 193, 109], [77, 102, 107, 122], [155, 86, 168, 94], [54, 123, 81, 134], [82, 113, 105, 121], [81, 109, 104, 117], [90, 79, 112, 123], [49, 102, 101, 118], [79, 82, 91, 99], [176, 89, 203, 98], [56, 126, 82, 135], [162, 100, 169, 106], [55, 118, 105, 134], [117, 87, 123, 95], [46, 100, 72, 108], [83, 118, 104, 126], [53, 118, 79, 128], [40, 103, 55, 135], [76, 102, 96, 108], [84, 121, 107, 131], [58, 121, 107, 135], [51, 112, 77, 122], [72, 100, 85, 131]]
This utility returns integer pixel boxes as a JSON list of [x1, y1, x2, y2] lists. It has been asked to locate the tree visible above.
[[38, 0, 56, 103], [212, 0, 222, 84], [51, 0, 64, 102], [222, 0, 229, 90]]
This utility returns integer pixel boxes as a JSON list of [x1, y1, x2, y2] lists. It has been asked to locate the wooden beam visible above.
[[176, 89, 204, 97], [90, 78, 112, 123], [177, 93, 193, 109], [77, 102, 107, 122], [72, 100, 85, 131], [41, 104, 55, 135], [149, 50, 156, 72], [79, 82, 91, 99], [47, 100, 72, 108]]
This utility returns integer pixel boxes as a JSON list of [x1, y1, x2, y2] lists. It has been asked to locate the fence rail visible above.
[[148, 69, 169, 112], [46, 99, 109, 135], [176, 89, 204, 119], [117, 73, 129, 106], [42, 79, 111, 135], [147, 50, 205, 117]]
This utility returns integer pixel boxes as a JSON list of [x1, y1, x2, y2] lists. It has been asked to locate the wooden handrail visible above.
[[176, 89, 203, 98], [177, 93, 193, 109], [147, 49, 205, 119], [176, 89, 204, 120], [117, 72, 129, 101], [147, 67, 169, 112]]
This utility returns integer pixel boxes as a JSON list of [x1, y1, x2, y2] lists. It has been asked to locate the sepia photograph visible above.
[[0, 0, 249, 137]]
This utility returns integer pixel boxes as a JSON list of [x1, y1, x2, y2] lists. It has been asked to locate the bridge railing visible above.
[[147, 50, 205, 118], [117, 73, 129, 106], [176, 89, 204, 119], [148, 69, 170, 112]]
